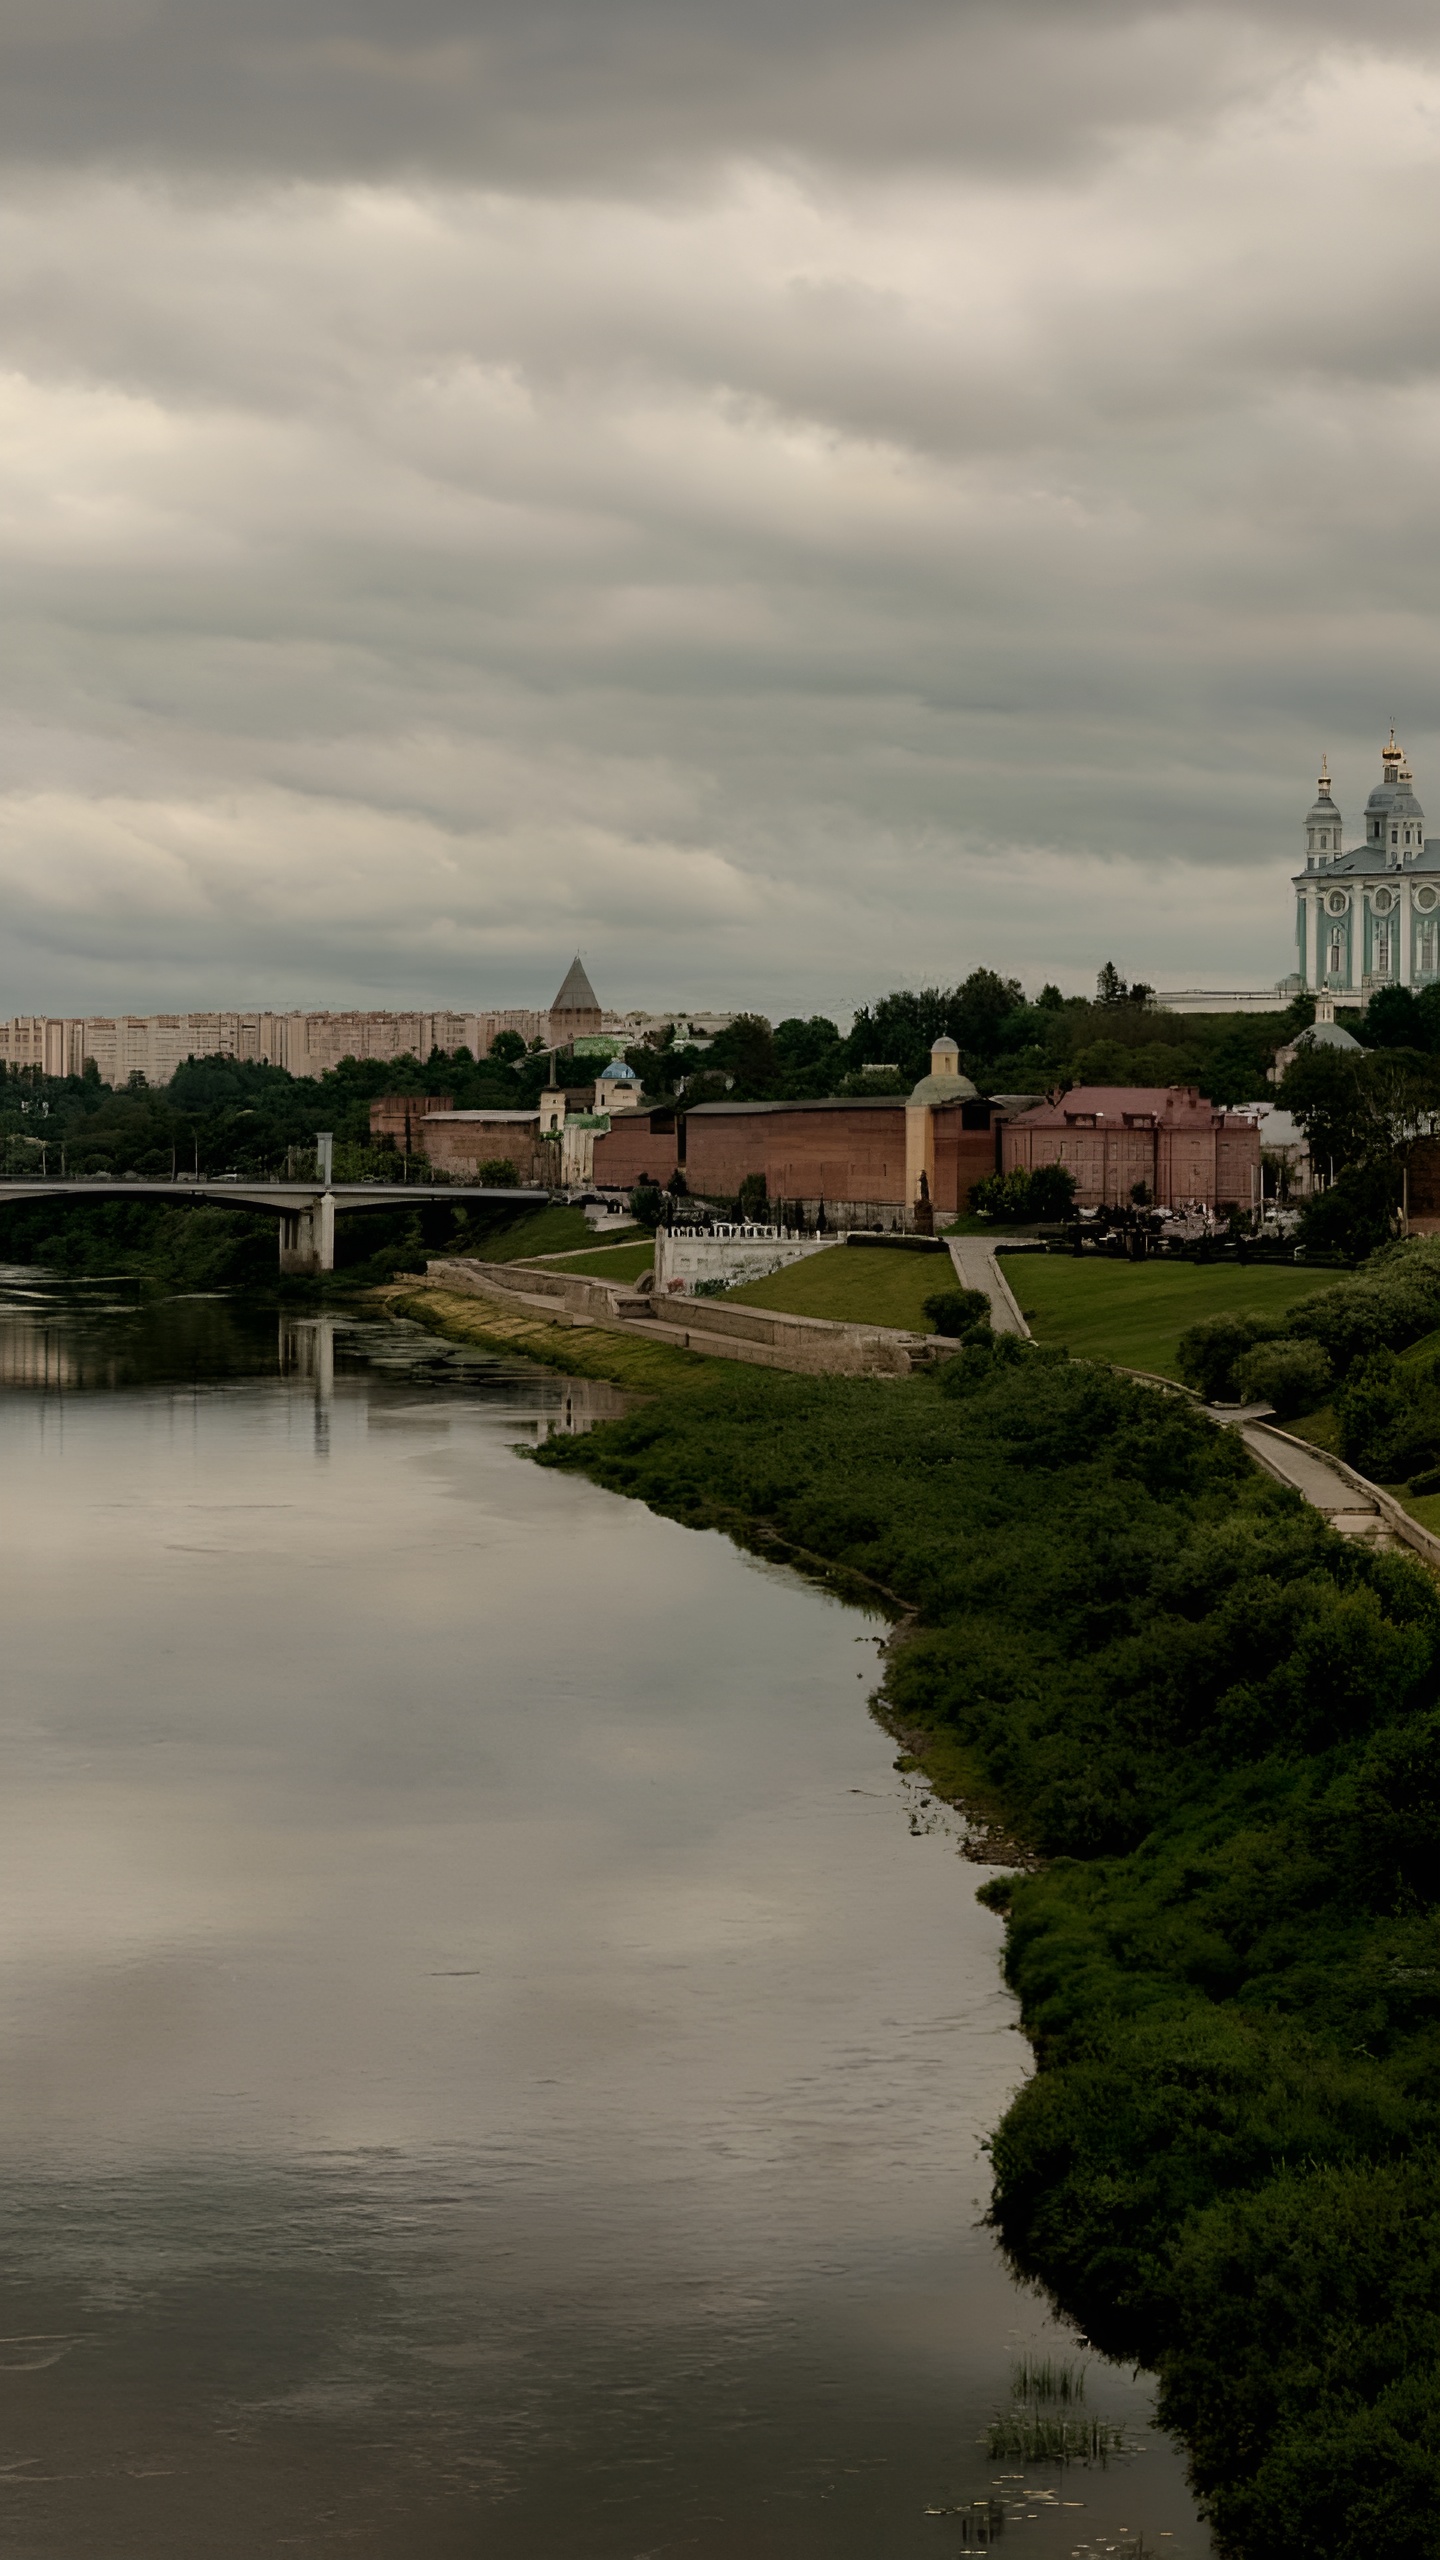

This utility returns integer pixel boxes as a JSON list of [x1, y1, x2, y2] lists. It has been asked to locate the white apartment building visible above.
[[0, 1008, 550, 1086], [0, 989, 740, 1090]]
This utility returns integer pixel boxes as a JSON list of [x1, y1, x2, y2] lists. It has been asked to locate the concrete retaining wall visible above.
[[420, 1257, 932, 1377], [653, 1228, 839, 1296]]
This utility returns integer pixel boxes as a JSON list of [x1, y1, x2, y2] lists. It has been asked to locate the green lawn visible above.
[[468, 1206, 612, 1262], [727, 1245, 949, 1332], [1009, 1255, 1337, 1379], [524, 1240, 654, 1281]]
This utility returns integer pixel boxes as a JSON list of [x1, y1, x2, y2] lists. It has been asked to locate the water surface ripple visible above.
[[0, 1278, 1212, 2557]]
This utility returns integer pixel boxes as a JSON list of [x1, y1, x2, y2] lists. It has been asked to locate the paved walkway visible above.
[[945, 1236, 1031, 1337], [1229, 1417, 1392, 1542]]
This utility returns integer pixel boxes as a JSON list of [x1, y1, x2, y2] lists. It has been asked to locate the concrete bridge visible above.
[[0, 1174, 550, 1273]]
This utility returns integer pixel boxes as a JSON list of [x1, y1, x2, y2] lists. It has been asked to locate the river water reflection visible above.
[[0, 1276, 1212, 2559]]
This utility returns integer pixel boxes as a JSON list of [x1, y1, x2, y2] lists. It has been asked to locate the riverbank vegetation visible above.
[[529, 1337, 1440, 2560], [385, 1285, 704, 1393]]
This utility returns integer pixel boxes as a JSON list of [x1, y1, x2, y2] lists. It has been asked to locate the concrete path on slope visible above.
[[1228, 1417, 1392, 1542], [945, 1236, 1031, 1337]]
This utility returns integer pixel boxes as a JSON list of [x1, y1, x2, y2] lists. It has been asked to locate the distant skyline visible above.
[[5, 3, 1440, 1019]]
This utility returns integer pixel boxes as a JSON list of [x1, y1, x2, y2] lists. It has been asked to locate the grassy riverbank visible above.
[[526, 1344, 1440, 2560], [384, 1285, 706, 1393]]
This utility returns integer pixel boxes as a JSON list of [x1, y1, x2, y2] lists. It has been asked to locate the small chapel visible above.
[[1293, 730, 1440, 999]]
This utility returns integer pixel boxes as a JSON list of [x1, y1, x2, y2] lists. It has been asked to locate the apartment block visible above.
[[0, 1008, 551, 1086]]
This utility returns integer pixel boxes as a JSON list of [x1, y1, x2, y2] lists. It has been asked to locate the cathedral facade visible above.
[[1293, 731, 1440, 998]]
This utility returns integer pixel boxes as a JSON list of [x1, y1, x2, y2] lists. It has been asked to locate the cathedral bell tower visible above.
[[1303, 757, 1342, 867], [1363, 727, 1426, 865]]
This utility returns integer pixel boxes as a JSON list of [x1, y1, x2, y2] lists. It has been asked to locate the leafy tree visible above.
[[1277, 1045, 1378, 1179], [1232, 1336, 1332, 1418], [970, 1164, 1076, 1222], [920, 1285, 991, 1338], [704, 1014, 780, 1094], [1297, 1160, 1403, 1258], [628, 1182, 665, 1230], [1177, 1311, 1286, 1401], [1280, 1046, 1440, 1249], [951, 968, 1025, 1065], [844, 987, 960, 1083]]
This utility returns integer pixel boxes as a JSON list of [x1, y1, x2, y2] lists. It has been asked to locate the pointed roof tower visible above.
[[1365, 731, 1426, 863], [548, 954, 603, 1047], [1304, 755, 1343, 866]]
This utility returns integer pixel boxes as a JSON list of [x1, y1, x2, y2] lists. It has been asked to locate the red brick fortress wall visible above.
[[931, 1112, 1003, 1214], [419, 1116, 549, 1184], [370, 1094, 453, 1148], [682, 1101, 906, 1207], [590, 1112, 682, 1189]]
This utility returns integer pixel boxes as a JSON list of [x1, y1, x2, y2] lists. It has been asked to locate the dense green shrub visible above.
[[1333, 1347, 1440, 1480], [1176, 1310, 1284, 1401], [628, 1182, 665, 1230], [921, 1284, 991, 1337], [1297, 1159, 1404, 1259], [969, 1165, 1077, 1222], [1286, 1253, 1440, 1375], [1232, 1335, 1332, 1417], [1179, 1241, 1440, 1412], [539, 1354, 1440, 2557]]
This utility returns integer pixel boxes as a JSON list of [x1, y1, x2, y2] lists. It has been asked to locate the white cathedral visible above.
[[1294, 730, 1440, 1000]]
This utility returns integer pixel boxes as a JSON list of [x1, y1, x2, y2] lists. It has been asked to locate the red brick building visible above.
[[591, 1092, 1003, 1222], [1001, 1086, 1261, 1211]]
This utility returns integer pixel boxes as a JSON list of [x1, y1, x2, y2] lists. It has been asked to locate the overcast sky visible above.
[[4, 1, 1440, 1022]]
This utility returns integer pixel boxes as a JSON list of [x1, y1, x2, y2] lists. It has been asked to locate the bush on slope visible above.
[[538, 1352, 1440, 2559]]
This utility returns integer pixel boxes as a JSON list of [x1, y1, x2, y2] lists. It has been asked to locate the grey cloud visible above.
[[0, 0, 1426, 187], [3, 14, 1440, 1016]]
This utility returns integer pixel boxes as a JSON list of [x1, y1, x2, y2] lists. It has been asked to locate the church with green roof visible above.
[[1294, 730, 1440, 999]]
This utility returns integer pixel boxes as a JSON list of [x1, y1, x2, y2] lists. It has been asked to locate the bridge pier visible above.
[[278, 1192, 335, 1275]]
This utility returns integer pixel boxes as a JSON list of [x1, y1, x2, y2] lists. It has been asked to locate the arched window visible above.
[[1421, 920, 1439, 976], [1328, 927, 1345, 976], [1376, 921, 1392, 974]]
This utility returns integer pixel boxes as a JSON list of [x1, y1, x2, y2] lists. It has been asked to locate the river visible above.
[[0, 1276, 1212, 2559]]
